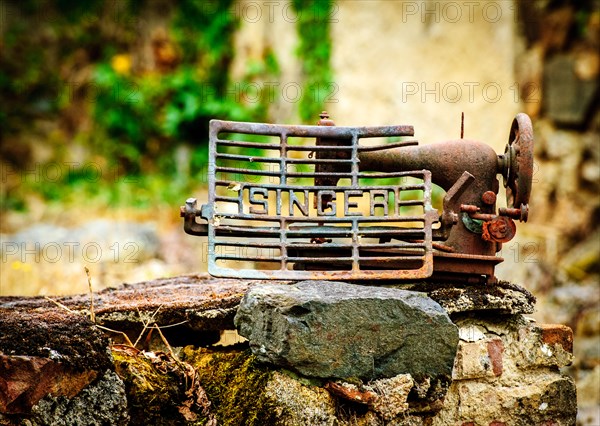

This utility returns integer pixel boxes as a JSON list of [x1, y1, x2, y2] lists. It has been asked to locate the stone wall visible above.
[[496, 4, 600, 423], [0, 275, 578, 425]]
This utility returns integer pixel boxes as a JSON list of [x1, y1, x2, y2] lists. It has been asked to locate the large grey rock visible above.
[[234, 281, 458, 380]]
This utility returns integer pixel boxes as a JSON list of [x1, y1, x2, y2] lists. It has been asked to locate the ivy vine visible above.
[[292, 0, 334, 123]]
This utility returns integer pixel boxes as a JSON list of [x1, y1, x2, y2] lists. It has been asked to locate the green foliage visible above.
[[1, 0, 358, 211], [90, 0, 272, 175], [292, 0, 334, 123], [0, 0, 132, 135], [171, 0, 238, 93], [1, 0, 282, 211]]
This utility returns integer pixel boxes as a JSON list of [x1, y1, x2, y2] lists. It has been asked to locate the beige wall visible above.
[[330, 0, 522, 151], [232, 0, 524, 151]]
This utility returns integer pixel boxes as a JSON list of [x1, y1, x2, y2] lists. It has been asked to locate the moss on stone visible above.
[[181, 346, 279, 425], [113, 348, 208, 425]]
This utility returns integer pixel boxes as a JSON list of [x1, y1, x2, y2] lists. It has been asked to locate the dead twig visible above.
[[96, 324, 135, 347], [132, 305, 163, 348], [153, 324, 179, 362], [44, 294, 134, 346], [44, 296, 78, 315], [154, 320, 189, 329], [84, 266, 95, 324]]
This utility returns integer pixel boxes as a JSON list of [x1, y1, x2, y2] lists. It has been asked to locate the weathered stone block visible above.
[[263, 371, 338, 425], [30, 370, 129, 426], [235, 281, 459, 380], [0, 308, 114, 416], [325, 374, 415, 420], [452, 338, 503, 380], [538, 324, 574, 353], [433, 373, 577, 426], [517, 324, 573, 369], [416, 282, 536, 315]]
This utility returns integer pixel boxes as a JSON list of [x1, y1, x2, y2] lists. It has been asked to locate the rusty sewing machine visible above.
[[180, 112, 533, 284]]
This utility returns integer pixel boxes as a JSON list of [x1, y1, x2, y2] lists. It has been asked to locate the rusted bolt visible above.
[[501, 204, 529, 222], [318, 111, 334, 126], [481, 191, 496, 205], [460, 204, 480, 214]]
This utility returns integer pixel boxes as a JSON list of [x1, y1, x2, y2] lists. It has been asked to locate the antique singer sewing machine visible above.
[[181, 112, 533, 284]]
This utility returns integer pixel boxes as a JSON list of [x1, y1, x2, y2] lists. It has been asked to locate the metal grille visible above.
[[203, 119, 438, 280]]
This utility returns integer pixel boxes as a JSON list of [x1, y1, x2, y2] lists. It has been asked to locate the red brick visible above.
[[517, 323, 573, 369], [487, 339, 504, 376], [538, 324, 573, 354]]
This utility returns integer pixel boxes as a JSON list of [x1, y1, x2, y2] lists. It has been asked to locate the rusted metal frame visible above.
[[211, 214, 428, 223], [214, 181, 428, 190], [431, 251, 503, 277], [216, 141, 421, 151], [421, 170, 436, 278], [203, 120, 436, 279], [206, 268, 435, 281], [215, 173, 427, 181], [357, 141, 418, 151], [351, 132, 360, 272], [207, 226, 429, 238], [280, 131, 288, 272], [210, 182, 428, 224], [211, 119, 414, 138], [215, 241, 425, 250], [206, 122, 220, 266]]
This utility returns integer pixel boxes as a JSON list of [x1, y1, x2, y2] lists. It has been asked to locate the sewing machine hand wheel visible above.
[[502, 113, 533, 221]]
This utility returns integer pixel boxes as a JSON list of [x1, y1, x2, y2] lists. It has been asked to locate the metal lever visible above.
[[440, 171, 475, 237]]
